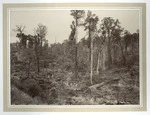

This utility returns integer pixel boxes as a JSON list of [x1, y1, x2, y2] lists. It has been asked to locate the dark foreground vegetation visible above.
[[11, 10, 139, 105]]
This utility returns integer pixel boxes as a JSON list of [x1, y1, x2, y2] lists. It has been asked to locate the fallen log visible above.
[[89, 77, 120, 92]]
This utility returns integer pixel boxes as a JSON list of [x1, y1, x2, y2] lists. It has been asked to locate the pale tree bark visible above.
[[84, 11, 98, 85], [100, 50, 103, 71], [96, 50, 100, 75], [90, 32, 93, 85], [70, 10, 85, 78], [102, 44, 107, 70]]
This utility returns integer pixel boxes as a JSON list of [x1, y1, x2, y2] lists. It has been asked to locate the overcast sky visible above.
[[10, 9, 139, 44]]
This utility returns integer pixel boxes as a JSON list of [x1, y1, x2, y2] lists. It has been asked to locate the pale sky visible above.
[[10, 9, 139, 44]]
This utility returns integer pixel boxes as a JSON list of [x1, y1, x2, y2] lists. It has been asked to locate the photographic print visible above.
[[3, 3, 146, 111]]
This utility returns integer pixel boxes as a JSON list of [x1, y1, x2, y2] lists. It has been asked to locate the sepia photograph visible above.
[[3, 3, 146, 111]]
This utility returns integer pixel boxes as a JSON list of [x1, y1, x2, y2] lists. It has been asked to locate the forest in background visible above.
[[10, 10, 139, 105]]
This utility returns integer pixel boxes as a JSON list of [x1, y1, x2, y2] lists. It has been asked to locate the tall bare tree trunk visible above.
[[90, 32, 93, 85], [96, 51, 100, 75], [102, 44, 107, 70]]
